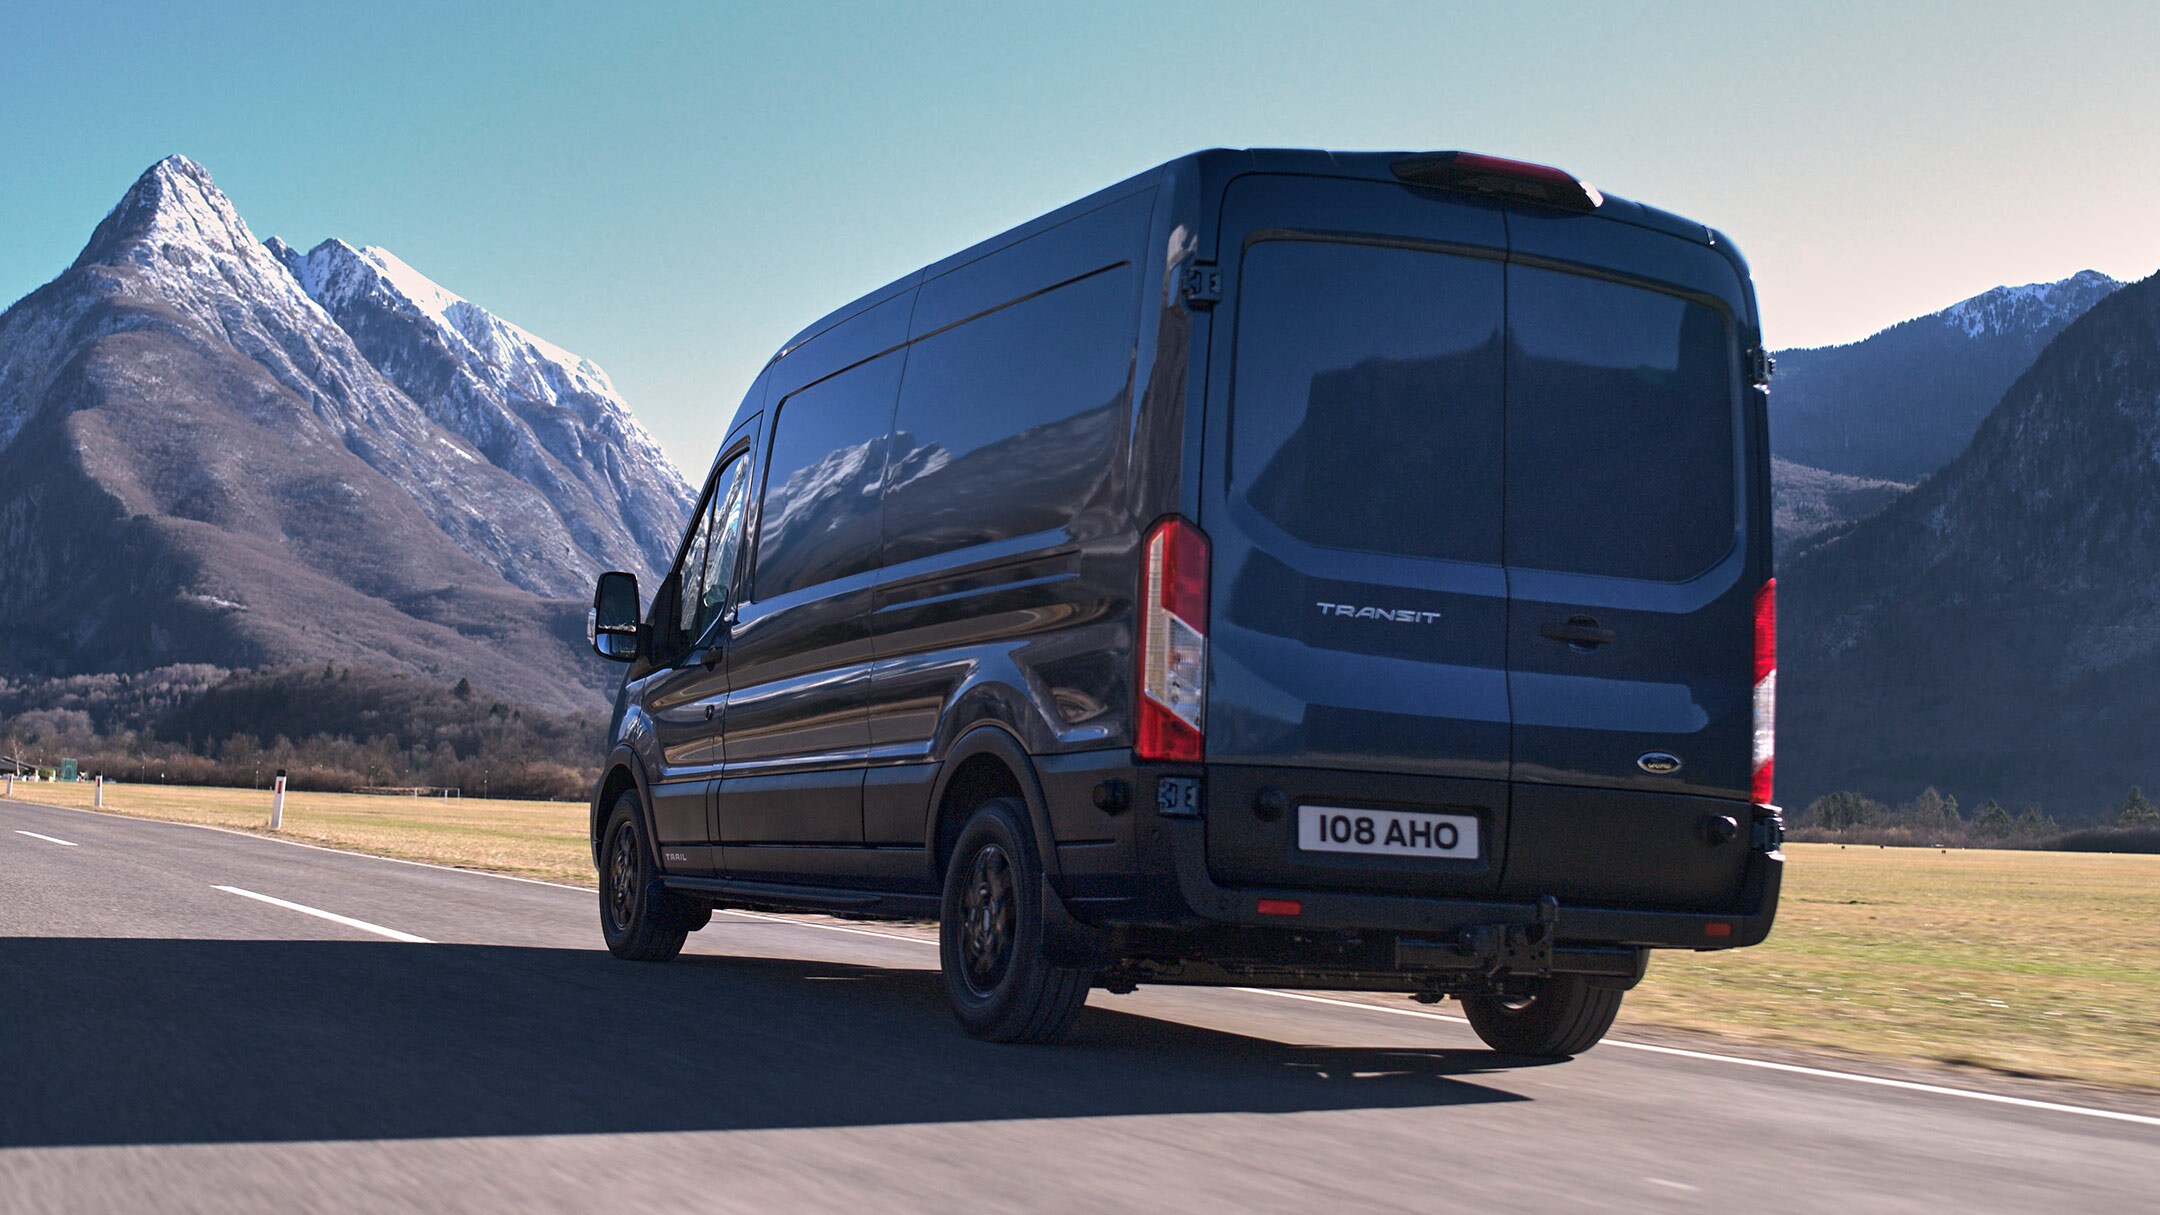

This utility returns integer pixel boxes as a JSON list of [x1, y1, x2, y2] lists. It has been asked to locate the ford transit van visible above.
[[585, 148, 1783, 1050]]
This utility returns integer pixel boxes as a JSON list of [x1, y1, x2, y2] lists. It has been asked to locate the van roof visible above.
[[768, 147, 1736, 369]]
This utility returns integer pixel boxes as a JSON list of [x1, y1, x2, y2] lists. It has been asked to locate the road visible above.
[[2, 799, 2154, 1214]]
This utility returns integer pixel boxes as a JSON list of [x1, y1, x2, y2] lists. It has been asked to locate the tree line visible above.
[[0, 664, 604, 801], [1792, 786, 2160, 852]]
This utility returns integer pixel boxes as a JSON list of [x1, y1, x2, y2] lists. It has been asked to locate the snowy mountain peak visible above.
[[265, 233, 694, 574], [291, 239, 624, 421], [73, 154, 264, 272], [263, 235, 305, 278], [1939, 269, 2123, 339]]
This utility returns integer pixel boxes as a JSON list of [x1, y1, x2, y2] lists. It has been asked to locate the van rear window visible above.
[[1505, 266, 1737, 582], [1230, 240, 1505, 564]]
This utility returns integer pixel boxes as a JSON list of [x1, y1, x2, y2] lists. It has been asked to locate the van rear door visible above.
[[1498, 213, 1763, 911], [1200, 175, 1512, 897]]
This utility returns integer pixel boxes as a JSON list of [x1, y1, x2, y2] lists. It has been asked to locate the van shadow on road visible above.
[[1, 937, 1539, 1148]]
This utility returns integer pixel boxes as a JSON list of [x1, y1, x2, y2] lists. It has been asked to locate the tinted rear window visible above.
[[1230, 240, 1505, 564], [884, 265, 1133, 566], [1506, 266, 1737, 581], [753, 351, 903, 600]]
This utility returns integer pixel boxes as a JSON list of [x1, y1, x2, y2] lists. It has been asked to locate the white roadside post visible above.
[[269, 768, 287, 830], [93, 774, 103, 808]]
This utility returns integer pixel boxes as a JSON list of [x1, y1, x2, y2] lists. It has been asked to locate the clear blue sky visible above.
[[5, 1, 2157, 473]]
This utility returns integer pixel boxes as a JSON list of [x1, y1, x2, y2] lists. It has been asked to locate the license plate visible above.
[[1297, 805, 1479, 859]]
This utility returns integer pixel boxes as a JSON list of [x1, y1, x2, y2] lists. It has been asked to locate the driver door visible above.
[[641, 424, 759, 867]]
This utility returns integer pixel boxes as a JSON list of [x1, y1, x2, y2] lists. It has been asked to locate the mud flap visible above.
[[1040, 875, 1117, 968]]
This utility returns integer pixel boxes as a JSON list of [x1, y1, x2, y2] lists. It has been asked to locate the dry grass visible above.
[[1624, 843, 2160, 1090], [11, 781, 2157, 1089], [4, 778, 592, 885]]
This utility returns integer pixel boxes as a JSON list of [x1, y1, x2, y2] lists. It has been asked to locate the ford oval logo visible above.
[[1637, 752, 1683, 776]]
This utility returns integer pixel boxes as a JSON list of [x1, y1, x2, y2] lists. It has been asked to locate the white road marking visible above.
[[14, 829, 77, 846], [1645, 1178, 1699, 1193], [1237, 986, 1467, 1023], [212, 885, 432, 943], [1232, 987, 2160, 1129], [721, 907, 937, 947], [21, 800, 2159, 1129], [8, 798, 601, 892]]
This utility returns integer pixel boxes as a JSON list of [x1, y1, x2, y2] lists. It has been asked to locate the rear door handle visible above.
[[1540, 619, 1616, 647]]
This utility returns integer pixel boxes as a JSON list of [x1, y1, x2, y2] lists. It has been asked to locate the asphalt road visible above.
[[3, 799, 2154, 1214]]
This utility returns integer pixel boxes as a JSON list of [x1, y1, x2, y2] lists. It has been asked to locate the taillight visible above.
[[1137, 516, 1209, 763], [1390, 150, 1605, 211], [1752, 579, 1776, 806]]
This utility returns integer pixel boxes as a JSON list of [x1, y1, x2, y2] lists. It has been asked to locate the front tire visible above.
[[939, 798, 1090, 1043], [1460, 975, 1623, 1057], [598, 791, 698, 962]]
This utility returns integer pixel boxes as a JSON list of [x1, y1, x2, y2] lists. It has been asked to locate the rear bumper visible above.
[[1154, 810, 1782, 948]]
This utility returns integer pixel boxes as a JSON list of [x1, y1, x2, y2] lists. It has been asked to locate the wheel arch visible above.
[[592, 746, 657, 872], [924, 724, 1062, 882]]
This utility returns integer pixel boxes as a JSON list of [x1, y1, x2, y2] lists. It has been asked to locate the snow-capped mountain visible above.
[[1770, 270, 2122, 484], [0, 155, 690, 711], [268, 237, 692, 577], [1940, 270, 2123, 338]]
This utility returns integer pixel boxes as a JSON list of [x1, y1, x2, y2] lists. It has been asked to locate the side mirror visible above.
[[587, 571, 643, 662]]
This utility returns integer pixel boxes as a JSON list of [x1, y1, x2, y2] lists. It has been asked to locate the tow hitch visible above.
[[1394, 895, 1559, 978]]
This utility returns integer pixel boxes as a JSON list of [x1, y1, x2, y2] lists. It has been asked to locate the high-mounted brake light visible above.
[[1752, 579, 1776, 807], [1390, 150, 1604, 211], [1137, 516, 1209, 763]]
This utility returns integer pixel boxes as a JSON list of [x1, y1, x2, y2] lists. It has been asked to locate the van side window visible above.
[[673, 491, 715, 643], [752, 351, 904, 600], [1230, 240, 1504, 564], [662, 450, 751, 653], [883, 265, 1135, 566], [1505, 267, 1736, 582], [688, 452, 752, 641]]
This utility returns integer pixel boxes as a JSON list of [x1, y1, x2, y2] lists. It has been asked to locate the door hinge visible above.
[[1180, 260, 1221, 310], [1748, 346, 1775, 390]]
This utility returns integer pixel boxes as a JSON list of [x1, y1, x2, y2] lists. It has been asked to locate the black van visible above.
[[586, 148, 1783, 1051]]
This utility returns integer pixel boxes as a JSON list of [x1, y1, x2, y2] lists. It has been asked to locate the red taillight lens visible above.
[[1451, 152, 1580, 187], [1137, 516, 1209, 763], [1752, 579, 1776, 806]]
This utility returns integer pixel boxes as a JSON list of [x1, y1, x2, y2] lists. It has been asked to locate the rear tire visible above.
[[597, 791, 698, 962], [1460, 975, 1623, 1057], [939, 798, 1090, 1043]]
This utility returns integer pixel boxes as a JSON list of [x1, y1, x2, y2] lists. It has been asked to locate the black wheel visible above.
[[939, 797, 1090, 1043], [598, 791, 698, 962], [1459, 975, 1623, 1057]]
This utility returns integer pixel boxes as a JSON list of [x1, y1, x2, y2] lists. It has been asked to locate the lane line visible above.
[[4, 798, 598, 892], [212, 885, 433, 943], [721, 907, 937, 947], [14, 829, 77, 846], [1232, 987, 2160, 1129], [18, 799, 2158, 1128], [717, 912, 2160, 1128]]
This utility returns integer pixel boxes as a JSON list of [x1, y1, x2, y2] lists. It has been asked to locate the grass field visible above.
[[10, 779, 2157, 1090], [4, 779, 593, 884], [1621, 844, 2160, 1090]]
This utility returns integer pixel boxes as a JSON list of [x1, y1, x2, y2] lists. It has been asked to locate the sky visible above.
[[4, 1, 2158, 475]]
